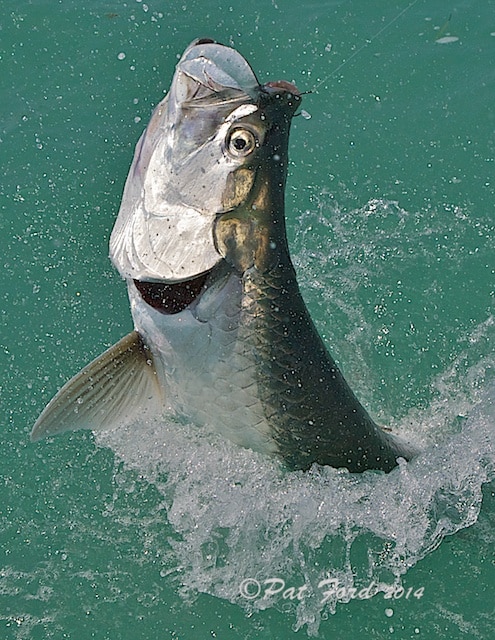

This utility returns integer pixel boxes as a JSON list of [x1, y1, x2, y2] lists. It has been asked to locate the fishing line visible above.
[[310, 0, 422, 93]]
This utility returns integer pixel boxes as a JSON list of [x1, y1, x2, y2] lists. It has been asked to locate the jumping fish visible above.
[[32, 39, 418, 472]]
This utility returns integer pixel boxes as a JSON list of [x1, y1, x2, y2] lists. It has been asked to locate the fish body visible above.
[[32, 39, 417, 472]]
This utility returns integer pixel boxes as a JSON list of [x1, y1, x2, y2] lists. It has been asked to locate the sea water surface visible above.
[[1, 0, 495, 638]]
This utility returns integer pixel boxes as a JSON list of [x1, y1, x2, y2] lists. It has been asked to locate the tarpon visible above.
[[32, 39, 418, 472]]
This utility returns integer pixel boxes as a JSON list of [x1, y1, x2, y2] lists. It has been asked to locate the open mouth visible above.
[[134, 271, 211, 315]]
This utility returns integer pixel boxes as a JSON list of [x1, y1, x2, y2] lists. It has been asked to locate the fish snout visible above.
[[259, 80, 301, 115]]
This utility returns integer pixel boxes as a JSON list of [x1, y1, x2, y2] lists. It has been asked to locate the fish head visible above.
[[110, 39, 301, 283], [213, 78, 301, 274]]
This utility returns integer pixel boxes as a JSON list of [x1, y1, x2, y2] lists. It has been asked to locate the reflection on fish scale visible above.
[[131, 268, 276, 454], [32, 39, 418, 472]]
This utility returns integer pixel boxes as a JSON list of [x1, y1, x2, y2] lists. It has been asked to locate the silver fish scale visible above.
[[128, 272, 277, 454]]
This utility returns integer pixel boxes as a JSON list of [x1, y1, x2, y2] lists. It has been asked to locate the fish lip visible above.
[[257, 80, 302, 116], [262, 80, 301, 97], [189, 37, 217, 46]]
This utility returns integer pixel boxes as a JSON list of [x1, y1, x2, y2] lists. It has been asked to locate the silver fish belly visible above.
[[32, 39, 418, 472]]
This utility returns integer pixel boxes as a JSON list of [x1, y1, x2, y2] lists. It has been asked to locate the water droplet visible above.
[[435, 36, 459, 44]]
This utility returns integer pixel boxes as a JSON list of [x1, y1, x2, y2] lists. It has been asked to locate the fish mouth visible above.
[[184, 39, 301, 102]]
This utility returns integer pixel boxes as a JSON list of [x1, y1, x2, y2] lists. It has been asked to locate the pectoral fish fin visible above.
[[31, 331, 164, 441]]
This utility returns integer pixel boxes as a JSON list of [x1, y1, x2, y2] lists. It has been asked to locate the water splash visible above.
[[96, 373, 494, 634]]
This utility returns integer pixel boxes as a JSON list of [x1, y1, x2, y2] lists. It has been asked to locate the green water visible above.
[[2, 0, 495, 638]]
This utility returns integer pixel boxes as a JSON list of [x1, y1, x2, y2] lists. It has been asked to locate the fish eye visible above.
[[227, 128, 257, 157]]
